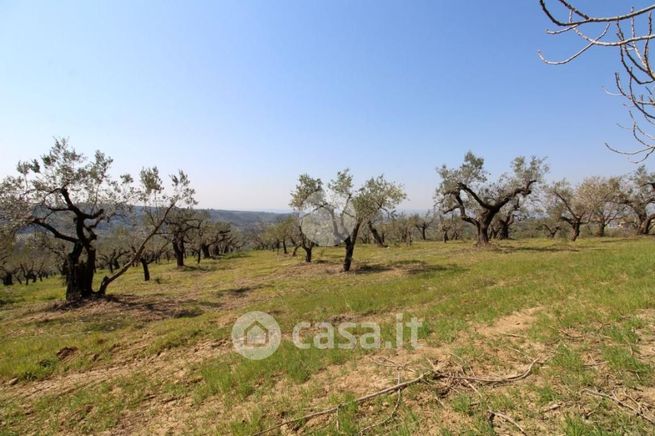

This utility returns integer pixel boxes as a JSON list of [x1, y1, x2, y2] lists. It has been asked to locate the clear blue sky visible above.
[[0, 1, 649, 210]]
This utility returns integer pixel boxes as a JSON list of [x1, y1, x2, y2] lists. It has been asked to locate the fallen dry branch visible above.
[[253, 372, 431, 435], [359, 372, 403, 434], [253, 358, 542, 435], [583, 388, 655, 426], [452, 358, 540, 385], [488, 410, 527, 435]]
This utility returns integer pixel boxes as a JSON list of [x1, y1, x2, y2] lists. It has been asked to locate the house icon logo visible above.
[[231, 311, 281, 360]]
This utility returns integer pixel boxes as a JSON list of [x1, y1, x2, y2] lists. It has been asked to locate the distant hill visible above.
[[198, 209, 290, 230], [14, 207, 291, 237]]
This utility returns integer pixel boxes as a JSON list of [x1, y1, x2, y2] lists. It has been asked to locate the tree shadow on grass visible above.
[[105, 294, 205, 318], [178, 264, 218, 273], [175, 253, 252, 272], [598, 237, 645, 243], [394, 261, 467, 275], [218, 284, 266, 298], [353, 264, 392, 274], [355, 260, 466, 276], [37, 294, 207, 330], [221, 252, 252, 260], [0, 292, 21, 307], [506, 246, 580, 253]]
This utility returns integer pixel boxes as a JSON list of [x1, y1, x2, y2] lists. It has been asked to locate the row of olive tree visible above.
[[437, 153, 655, 243], [536, 170, 655, 241], [257, 153, 653, 268], [0, 139, 196, 301], [0, 233, 60, 286], [0, 140, 249, 295]]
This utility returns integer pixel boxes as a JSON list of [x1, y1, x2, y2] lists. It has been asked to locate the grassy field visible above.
[[1, 238, 654, 434]]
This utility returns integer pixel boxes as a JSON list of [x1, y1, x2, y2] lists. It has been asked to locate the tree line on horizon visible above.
[[0, 140, 654, 302], [257, 152, 654, 269]]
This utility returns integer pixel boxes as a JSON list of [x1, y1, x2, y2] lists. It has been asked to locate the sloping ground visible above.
[[0, 238, 654, 434]]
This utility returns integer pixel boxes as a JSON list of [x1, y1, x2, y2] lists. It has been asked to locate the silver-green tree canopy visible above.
[[329, 170, 406, 271], [0, 139, 195, 302], [615, 166, 655, 234], [161, 208, 202, 268], [576, 176, 623, 237], [289, 174, 322, 263], [289, 170, 405, 270], [436, 153, 547, 245], [546, 180, 589, 241]]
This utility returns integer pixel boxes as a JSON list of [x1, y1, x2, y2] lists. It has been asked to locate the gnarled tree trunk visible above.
[[141, 259, 150, 281], [201, 244, 211, 259], [173, 239, 185, 267], [571, 222, 581, 241], [637, 213, 654, 235], [65, 242, 96, 302], [477, 223, 490, 245], [596, 222, 606, 237], [3, 273, 13, 286], [367, 221, 386, 247], [343, 222, 361, 272]]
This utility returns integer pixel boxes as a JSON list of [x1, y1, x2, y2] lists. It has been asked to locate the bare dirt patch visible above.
[[476, 307, 541, 338]]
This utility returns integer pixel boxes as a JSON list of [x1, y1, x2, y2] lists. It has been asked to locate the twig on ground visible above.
[[505, 345, 534, 360], [583, 388, 655, 426], [253, 372, 433, 435], [558, 328, 584, 340], [501, 333, 529, 339], [464, 379, 481, 397], [542, 403, 561, 413], [254, 358, 543, 435], [453, 358, 540, 385], [369, 356, 419, 374], [359, 371, 403, 434], [488, 410, 527, 435]]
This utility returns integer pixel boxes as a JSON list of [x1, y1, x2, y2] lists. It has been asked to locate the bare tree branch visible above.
[[540, 1, 655, 159]]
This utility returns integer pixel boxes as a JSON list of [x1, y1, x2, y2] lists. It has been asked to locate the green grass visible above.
[[1, 237, 654, 434]]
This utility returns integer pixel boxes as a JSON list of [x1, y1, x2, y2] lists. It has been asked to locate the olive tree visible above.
[[0, 229, 16, 285], [547, 180, 590, 241], [289, 174, 323, 263], [262, 217, 297, 255], [615, 166, 655, 234], [7, 236, 58, 285], [436, 153, 547, 245], [133, 234, 169, 282], [433, 212, 463, 242], [161, 208, 202, 268], [577, 176, 623, 237], [490, 199, 521, 240], [412, 211, 435, 241], [193, 219, 234, 262], [540, 220, 562, 239], [329, 171, 406, 271], [389, 213, 415, 246], [97, 228, 133, 273], [0, 139, 194, 301]]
